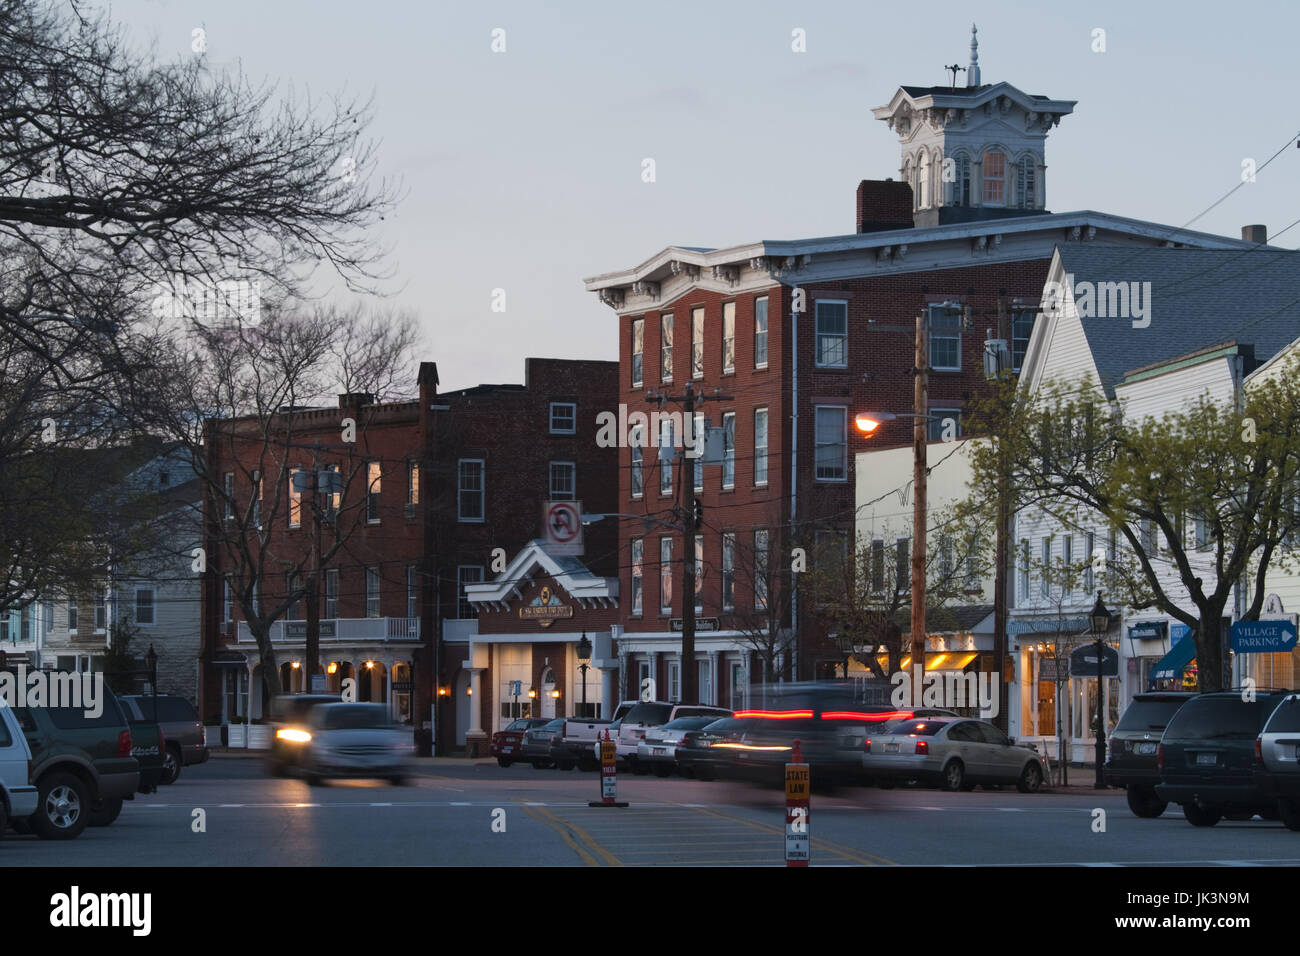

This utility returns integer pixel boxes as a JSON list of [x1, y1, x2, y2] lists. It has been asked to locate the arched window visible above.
[[1017, 157, 1037, 208], [982, 150, 1006, 204], [918, 151, 931, 208], [949, 154, 972, 206]]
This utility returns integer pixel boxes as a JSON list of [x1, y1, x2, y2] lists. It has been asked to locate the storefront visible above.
[[458, 540, 620, 754]]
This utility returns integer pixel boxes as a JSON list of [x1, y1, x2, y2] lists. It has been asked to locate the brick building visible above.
[[583, 43, 1258, 701]]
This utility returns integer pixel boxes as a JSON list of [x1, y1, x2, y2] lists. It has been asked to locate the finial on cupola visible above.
[[968, 23, 981, 87]]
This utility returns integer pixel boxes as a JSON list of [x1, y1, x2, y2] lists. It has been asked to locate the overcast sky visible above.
[[110, 0, 1300, 392]]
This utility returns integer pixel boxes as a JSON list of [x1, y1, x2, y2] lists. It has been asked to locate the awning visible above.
[[878, 652, 979, 671], [1149, 635, 1197, 682], [1008, 617, 1089, 636]]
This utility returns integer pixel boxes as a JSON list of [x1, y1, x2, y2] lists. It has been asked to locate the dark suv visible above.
[[1105, 691, 1195, 818], [122, 694, 208, 784], [1155, 689, 1291, 827], [12, 687, 140, 839]]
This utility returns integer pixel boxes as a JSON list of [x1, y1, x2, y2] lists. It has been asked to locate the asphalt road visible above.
[[6, 757, 1300, 867]]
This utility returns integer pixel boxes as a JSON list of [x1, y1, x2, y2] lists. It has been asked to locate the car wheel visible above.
[[497, 757, 513, 768], [652, 763, 672, 778], [32, 773, 88, 840], [1278, 798, 1300, 831], [530, 760, 547, 770], [1125, 785, 1167, 818], [941, 761, 965, 792], [557, 760, 576, 771], [161, 746, 182, 785], [876, 778, 897, 790], [1183, 802, 1222, 827], [87, 798, 124, 828], [1016, 762, 1044, 794]]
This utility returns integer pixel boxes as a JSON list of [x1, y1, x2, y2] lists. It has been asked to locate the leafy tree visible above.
[[968, 357, 1300, 692]]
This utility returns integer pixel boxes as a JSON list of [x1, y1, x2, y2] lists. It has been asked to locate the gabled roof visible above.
[[1037, 245, 1300, 396], [464, 539, 618, 611]]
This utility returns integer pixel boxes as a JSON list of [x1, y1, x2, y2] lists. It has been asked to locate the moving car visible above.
[[297, 703, 412, 785], [492, 717, 549, 767], [0, 703, 38, 837], [266, 694, 341, 776], [121, 694, 209, 784], [11, 687, 141, 839], [636, 716, 721, 777], [1155, 689, 1292, 826], [1254, 693, 1300, 830], [674, 716, 759, 781], [862, 717, 1046, 792], [1104, 691, 1195, 817]]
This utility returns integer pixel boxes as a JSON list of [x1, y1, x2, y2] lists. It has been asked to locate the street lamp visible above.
[[1090, 591, 1111, 789], [577, 633, 592, 717]]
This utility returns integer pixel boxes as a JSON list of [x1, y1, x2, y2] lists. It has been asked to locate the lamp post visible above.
[[577, 633, 592, 717], [1090, 591, 1110, 789]]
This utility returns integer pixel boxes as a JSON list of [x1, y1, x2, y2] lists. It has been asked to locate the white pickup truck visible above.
[[0, 702, 39, 837], [550, 701, 636, 771], [619, 702, 732, 774]]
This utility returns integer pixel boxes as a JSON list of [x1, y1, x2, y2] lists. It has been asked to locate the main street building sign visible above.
[[519, 586, 574, 628]]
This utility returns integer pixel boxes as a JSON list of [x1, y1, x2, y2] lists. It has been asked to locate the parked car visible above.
[[1255, 693, 1300, 830], [862, 717, 1046, 792], [1155, 689, 1292, 826], [11, 687, 140, 839], [554, 702, 637, 771], [619, 703, 732, 774], [121, 694, 209, 784], [266, 694, 341, 776], [0, 703, 38, 838], [674, 716, 760, 781], [636, 716, 722, 776], [491, 717, 549, 767], [296, 703, 412, 785], [1104, 691, 1196, 817], [521, 717, 567, 768]]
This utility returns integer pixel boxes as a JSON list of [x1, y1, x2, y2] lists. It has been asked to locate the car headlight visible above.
[[277, 728, 312, 743]]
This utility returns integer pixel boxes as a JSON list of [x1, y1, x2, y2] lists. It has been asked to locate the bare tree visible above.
[[137, 303, 419, 704], [726, 526, 796, 705]]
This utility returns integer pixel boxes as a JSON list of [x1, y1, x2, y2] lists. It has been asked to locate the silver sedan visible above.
[[296, 703, 413, 785], [636, 717, 722, 777], [862, 717, 1045, 793]]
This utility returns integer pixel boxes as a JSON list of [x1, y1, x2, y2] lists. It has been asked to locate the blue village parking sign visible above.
[[1230, 619, 1298, 653]]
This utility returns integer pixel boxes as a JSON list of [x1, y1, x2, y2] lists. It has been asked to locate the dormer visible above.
[[871, 25, 1076, 227]]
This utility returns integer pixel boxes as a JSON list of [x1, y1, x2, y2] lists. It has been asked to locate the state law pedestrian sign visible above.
[[1231, 618, 1298, 653]]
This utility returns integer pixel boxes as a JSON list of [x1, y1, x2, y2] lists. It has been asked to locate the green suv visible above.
[[1155, 689, 1291, 827], [12, 686, 140, 839]]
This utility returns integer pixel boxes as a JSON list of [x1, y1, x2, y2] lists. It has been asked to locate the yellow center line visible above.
[[531, 805, 624, 867], [520, 803, 599, 867], [685, 805, 897, 866]]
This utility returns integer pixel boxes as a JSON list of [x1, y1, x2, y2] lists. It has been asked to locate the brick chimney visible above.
[[856, 179, 914, 233], [337, 392, 374, 408]]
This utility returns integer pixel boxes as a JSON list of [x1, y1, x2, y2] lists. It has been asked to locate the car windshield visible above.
[[889, 720, 948, 737], [542, 718, 565, 730], [1265, 698, 1300, 733], [505, 718, 533, 731], [1116, 697, 1189, 733], [624, 703, 673, 725], [319, 705, 393, 730], [1164, 697, 1275, 738]]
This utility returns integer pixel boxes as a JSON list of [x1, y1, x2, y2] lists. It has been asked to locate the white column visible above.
[[707, 651, 719, 706], [468, 668, 483, 735], [647, 651, 660, 701]]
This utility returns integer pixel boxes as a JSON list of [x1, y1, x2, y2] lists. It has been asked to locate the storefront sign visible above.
[[1231, 618, 1298, 653], [1127, 621, 1167, 641], [519, 586, 573, 628], [391, 681, 412, 692], [670, 617, 719, 632], [1069, 642, 1119, 677]]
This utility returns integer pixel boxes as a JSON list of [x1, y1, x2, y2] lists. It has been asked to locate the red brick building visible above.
[[582, 61, 1256, 700]]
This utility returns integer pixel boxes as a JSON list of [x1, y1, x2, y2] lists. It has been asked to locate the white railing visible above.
[[236, 617, 420, 643]]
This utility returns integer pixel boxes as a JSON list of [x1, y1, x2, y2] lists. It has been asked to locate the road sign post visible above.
[[785, 740, 810, 867], [589, 729, 627, 808]]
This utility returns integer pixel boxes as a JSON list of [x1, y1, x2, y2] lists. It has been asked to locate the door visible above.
[[945, 721, 986, 779], [0, 709, 31, 797], [540, 667, 557, 719], [973, 721, 1019, 781]]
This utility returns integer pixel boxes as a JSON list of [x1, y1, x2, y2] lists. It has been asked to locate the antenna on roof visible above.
[[944, 63, 965, 90]]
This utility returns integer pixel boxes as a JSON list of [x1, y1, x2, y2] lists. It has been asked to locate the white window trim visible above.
[[366, 461, 382, 524], [694, 533, 704, 613], [631, 317, 645, 388], [722, 301, 736, 374], [814, 299, 849, 369], [661, 313, 674, 383], [631, 442, 644, 500], [754, 296, 769, 370], [660, 537, 673, 614], [407, 460, 420, 506], [135, 587, 156, 627], [814, 405, 848, 482], [324, 569, 339, 620], [549, 460, 577, 500], [722, 411, 736, 490], [289, 467, 302, 528], [458, 458, 486, 523], [549, 402, 577, 435], [457, 565, 484, 619], [365, 567, 381, 618], [630, 537, 644, 617], [722, 532, 735, 611], [691, 307, 704, 380], [753, 407, 768, 487]]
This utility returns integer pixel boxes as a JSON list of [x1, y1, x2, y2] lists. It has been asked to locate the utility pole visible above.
[[911, 309, 929, 695], [992, 292, 1010, 731], [649, 381, 731, 704]]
